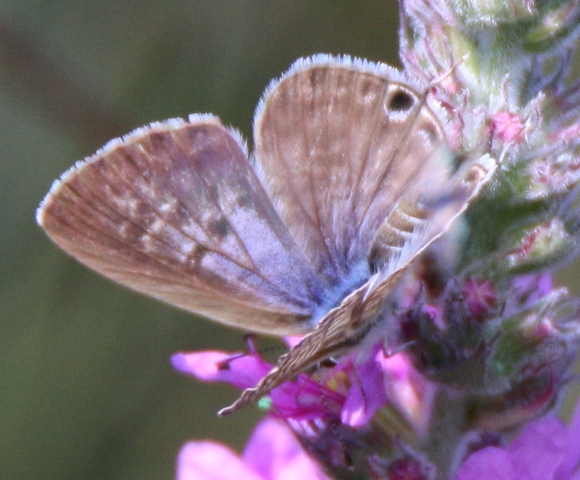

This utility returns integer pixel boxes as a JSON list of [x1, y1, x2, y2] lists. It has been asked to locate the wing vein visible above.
[[117, 145, 297, 296]]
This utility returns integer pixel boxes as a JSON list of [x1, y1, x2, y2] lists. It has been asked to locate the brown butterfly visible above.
[[37, 55, 496, 416]]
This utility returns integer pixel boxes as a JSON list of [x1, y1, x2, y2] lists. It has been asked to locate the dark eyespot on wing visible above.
[[387, 89, 415, 112]]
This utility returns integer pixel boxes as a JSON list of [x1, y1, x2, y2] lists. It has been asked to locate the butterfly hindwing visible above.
[[254, 56, 452, 284]]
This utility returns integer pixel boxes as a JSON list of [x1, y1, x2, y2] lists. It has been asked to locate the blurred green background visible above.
[[1, 2, 579, 480]]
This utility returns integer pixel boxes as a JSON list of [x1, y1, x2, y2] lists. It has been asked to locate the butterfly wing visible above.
[[219, 153, 497, 415], [37, 115, 325, 335], [253, 55, 452, 284]]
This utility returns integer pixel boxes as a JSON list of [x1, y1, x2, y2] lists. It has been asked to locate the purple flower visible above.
[[456, 399, 580, 480], [172, 348, 343, 421], [176, 397, 580, 480], [172, 342, 433, 435], [176, 417, 329, 480]]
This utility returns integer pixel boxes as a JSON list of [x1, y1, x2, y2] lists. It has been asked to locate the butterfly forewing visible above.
[[254, 57, 452, 284], [37, 116, 324, 335]]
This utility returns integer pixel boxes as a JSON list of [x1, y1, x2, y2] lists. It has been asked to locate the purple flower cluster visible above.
[[172, 340, 432, 433], [175, 346, 580, 479]]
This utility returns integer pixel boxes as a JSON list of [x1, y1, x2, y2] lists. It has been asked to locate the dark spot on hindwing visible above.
[[388, 89, 415, 112]]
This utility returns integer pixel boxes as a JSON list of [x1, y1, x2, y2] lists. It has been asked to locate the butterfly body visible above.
[[37, 55, 496, 415]]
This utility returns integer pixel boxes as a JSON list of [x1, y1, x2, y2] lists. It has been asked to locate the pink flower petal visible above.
[[456, 407, 580, 480], [512, 273, 553, 303], [455, 446, 515, 480], [380, 353, 433, 437], [341, 354, 386, 428], [507, 416, 567, 480], [177, 441, 262, 480], [492, 111, 525, 143], [556, 398, 580, 479], [284, 336, 303, 348], [172, 351, 271, 389], [243, 418, 328, 480], [269, 377, 339, 421]]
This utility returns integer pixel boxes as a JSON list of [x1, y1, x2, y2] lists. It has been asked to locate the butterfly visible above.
[[37, 54, 496, 416]]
